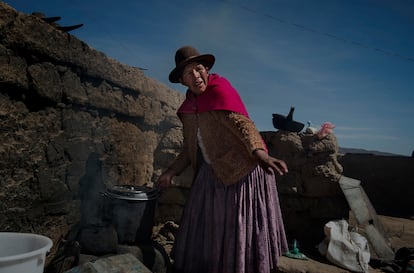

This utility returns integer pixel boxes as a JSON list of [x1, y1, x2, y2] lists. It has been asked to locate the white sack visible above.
[[318, 219, 370, 273]]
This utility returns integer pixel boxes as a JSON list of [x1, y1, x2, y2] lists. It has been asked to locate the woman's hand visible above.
[[156, 168, 176, 191], [253, 149, 288, 176]]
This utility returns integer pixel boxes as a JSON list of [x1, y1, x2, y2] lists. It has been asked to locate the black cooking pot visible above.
[[104, 185, 159, 244], [272, 106, 304, 133]]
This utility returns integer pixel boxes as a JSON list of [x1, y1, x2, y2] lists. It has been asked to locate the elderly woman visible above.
[[157, 46, 288, 273]]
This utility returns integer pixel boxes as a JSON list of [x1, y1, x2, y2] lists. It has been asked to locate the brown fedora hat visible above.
[[169, 46, 215, 83]]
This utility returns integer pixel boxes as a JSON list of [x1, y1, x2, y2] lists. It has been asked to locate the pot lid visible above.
[[106, 185, 158, 201]]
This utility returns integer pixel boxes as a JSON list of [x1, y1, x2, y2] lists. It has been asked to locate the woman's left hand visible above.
[[253, 149, 288, 175]]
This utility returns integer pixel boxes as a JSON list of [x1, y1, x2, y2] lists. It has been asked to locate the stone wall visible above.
[[261, 131, 349, 248], [0, 2, 185, 242]]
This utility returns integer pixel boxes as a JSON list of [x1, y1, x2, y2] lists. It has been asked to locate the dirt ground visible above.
[[153, 215, 414, 273], [44, 215, 413, 273]]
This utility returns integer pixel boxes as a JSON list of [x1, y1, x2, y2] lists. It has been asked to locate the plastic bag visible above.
[[317, 122, 336, 139], [318, 219, 370, 273]]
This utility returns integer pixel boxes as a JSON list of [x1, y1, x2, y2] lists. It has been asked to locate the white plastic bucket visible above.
[[0, 232, 53, 273]]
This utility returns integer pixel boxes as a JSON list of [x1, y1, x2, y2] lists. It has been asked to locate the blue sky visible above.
[[5, 0, 414, 156]]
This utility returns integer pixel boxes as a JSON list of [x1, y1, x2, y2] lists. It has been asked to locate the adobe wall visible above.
[[339, 154, 413, 218]]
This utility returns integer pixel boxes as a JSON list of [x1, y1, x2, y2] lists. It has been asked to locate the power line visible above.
[[223, 0, 414, 63], [63, 0, 149, 70]]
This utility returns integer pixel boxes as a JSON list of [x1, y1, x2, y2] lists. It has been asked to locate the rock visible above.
[[65, 253, 153, 273], [78, 225, 118, 255]]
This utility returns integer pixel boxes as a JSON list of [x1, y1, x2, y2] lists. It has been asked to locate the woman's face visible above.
[[180, 62, 209, 95]]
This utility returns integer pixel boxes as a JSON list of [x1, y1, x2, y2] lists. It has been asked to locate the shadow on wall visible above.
[[339, 154, 414, 219], [79, 152, 107, 227]]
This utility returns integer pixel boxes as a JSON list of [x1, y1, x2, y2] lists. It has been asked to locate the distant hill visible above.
[[339, 147, 406, 157]]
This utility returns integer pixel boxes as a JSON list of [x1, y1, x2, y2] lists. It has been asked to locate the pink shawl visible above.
[[177, 74, 249, 117]]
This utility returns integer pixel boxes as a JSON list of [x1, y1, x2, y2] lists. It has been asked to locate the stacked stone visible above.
[[261, 130, 348, 249]]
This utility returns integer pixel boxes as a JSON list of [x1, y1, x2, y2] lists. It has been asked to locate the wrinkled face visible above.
[[179, 62, 209, 95]]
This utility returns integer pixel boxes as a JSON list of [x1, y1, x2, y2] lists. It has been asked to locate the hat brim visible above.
[[169, 54, 215, 83], [272, 114, 305, 133]]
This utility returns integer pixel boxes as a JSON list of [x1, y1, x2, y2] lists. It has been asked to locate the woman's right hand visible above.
[[253, 149, 288, 176], [156, 169, 176, 191]]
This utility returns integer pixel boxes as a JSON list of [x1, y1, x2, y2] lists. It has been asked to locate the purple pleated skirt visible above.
[[171, 162, 288, 273]]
